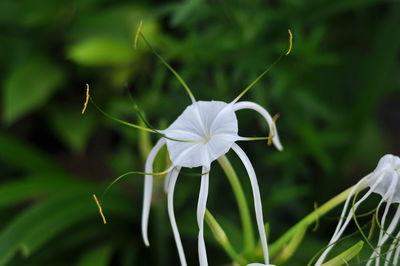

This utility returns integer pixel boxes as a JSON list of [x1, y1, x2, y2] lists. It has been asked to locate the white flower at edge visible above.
[[315, 154, 400, 266], [141, 96, 283, 266]]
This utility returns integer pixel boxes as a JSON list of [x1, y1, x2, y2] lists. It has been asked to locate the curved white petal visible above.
[[316, 173, 386, 265], [331, 176, 369, 240], [142, 138, 166, 246], [231, 143, 270, 265], [167, 167, 187, 266], [381, 207, 400, 266], [197, 167, 210, 266], [233, 101, 282, 151], [388, 229, 400, 265], [367, 154, 400, 203], [367, 175, 399, 266]]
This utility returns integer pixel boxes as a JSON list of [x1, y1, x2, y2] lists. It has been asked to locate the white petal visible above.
[[167, 167, 187, 266], [367, 175, 399, 266], [164, 101, 239, 168], [368, 155, 400, 203], [167, 142, 204, 168], [233, 101, 283, 151], [231, 143, 270, 265], [331, 176, 369, 239], [380, 207, 400, 266], [391, 230, 400, 265], [197, 167, 210, 266], [384, 206, 400, 266], [142, 138, 166, 246], [316, 173, 386, 265]]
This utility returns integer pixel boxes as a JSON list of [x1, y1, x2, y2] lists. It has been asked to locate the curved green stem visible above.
[[218, 155, 255, 255], [205, 210, 247, 265], [269, 184, 367, 258]]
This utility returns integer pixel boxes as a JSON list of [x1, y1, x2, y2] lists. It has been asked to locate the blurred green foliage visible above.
[[0, 0, 399, 265]]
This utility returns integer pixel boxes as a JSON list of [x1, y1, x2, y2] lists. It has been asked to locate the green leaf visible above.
[[77, 244, 113, 266], [321, 241, 364, 266], [0, 174, 87, 210], [67, 36, 136, 66], [0, 131, 63, 173], [3, 55, 65, 124], [0, 190, 130, 266]]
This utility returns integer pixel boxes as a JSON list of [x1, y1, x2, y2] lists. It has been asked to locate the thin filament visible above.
[[137, 28, 196, 103], [368, 177, 399, 266], [126, 91, 197, 143], [231, 29, 293, 104], [102, 167, 172, 200], [315, 175, 382, 265], [89, 97, 154, 133]]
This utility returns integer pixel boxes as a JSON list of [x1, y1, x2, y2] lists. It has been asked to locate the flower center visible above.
[[163, 101, 239, 168]]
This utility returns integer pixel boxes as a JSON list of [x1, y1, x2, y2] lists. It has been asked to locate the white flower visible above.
[[142, 97, 282, 266], [131, 26, 291, 266], [315, 154, 400, 266], [85, 27, 292, 265]]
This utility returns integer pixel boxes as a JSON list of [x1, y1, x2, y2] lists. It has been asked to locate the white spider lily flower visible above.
[[142, 98, 282, 266], [131, 27, 290, 266], [315, 154, 400, 266]]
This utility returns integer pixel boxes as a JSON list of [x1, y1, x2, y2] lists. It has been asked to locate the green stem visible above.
[[205, 210, 247, 265], [269, 184, 367, 257], [218, 155, 255, 255]]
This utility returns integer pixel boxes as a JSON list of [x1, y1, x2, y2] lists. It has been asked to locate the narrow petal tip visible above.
[[142, 230, 150, 247]]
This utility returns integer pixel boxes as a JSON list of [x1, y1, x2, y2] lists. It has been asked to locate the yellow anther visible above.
[[81, 84, 90, 114], [134, 20, 143, 49], [93, 194, 107, 224], [286, 29, 293, 55]]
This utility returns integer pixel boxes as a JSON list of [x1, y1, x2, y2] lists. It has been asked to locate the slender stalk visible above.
[[269, 184, 367, 257], [218, 155, 255, 255], [205, 210, 247, 265]]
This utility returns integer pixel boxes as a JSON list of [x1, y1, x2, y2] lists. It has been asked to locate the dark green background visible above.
[[0, 0, 399, 265]]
